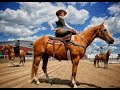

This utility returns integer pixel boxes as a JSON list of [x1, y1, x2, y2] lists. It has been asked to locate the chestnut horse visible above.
[[1, 44, 26, 66], [94, 50, 111, 69], [31, 22, 114, 88]]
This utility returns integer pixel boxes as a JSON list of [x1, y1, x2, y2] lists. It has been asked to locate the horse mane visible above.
[[79, 23, 102, 35]]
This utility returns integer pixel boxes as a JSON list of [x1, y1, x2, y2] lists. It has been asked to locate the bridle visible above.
[[74, 26, 109, 50], [100, 28, 110, 44]]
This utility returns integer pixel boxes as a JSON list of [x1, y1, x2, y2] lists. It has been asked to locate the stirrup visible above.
[[53, 52, 55, 58], [67, 49, 71, 60]]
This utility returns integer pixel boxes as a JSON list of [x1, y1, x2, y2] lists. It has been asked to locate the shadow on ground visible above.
[[32, 78, 102, 88]]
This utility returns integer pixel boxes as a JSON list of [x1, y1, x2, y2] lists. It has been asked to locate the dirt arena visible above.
[[0, 59, 120, 88]]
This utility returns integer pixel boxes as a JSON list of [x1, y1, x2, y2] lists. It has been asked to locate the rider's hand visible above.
[[71, 29, 78, 34], [53, 28, 60, 31]]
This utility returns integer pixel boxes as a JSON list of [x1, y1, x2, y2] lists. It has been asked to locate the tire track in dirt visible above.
[[0, 60, 120, 88], [0, 62, 61, 77], [0, 61, 65, 88], [14, 61, 69, 88]]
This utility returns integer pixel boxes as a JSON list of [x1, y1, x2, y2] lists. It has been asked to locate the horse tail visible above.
[[94, 59, 96, 66], [94, 55, 97, 66]]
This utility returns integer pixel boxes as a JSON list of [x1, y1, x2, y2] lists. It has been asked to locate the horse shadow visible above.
[[11, 65, 21, 67], [94, 66, 108, 69], [36, 78, 101, 88]]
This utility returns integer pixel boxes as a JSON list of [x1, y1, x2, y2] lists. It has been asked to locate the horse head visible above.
[[96, 22, 114, 44], [1, 44, 8, 52], [1, 44, 13, 52]]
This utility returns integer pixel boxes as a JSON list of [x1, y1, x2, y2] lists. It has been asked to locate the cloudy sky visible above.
[[0, 2, 120, 54]]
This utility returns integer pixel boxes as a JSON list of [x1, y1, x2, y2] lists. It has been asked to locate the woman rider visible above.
[[48, 9, 78, 38], [48, 9, 78, 59]]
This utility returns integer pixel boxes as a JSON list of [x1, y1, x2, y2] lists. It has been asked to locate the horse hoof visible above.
[[50, 81, 53, 85], [73, 85, 77, 88], [30, 79, 36, 84], [36, 81, 40, 85]]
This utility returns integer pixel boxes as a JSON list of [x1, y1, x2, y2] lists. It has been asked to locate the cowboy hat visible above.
[[56, 9, 67, 16]]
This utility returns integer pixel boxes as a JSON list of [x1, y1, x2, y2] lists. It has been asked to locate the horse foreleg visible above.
[[8, 57, 12, 66], [8, 61, 11, 66], [71, 56, 80, 88], [31, 55, 41, 84], [42, 55, 53, 85], [104, 61, 108, 69], [97, 60, 99, 68], [104, 61, 106, 69], [10, 57, 15, 66]]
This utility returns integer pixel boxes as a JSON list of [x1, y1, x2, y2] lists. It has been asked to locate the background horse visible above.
[[1, 44, 26, 66], [31, 22, 114, 88], [117, 54, 120, 63], [94, 50, 111, 69]]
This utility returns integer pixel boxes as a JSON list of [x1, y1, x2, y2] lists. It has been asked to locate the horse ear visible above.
[[5, 44, 7, 46], [109, 49, 112, 53], [100, 21, 105, 27]]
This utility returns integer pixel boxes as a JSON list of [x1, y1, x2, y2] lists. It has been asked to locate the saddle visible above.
[[47, 33, 73, 60], [47, 31, 85, 60]]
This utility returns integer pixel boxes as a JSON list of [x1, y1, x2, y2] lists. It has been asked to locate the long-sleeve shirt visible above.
[[48, 16, 74, 31]]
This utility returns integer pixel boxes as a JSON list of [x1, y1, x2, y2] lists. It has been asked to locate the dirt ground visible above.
[[0, 59, 120, 88]]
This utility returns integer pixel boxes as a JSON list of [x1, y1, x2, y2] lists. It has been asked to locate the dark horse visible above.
[[117, 54, 120, 63], [117, 54, 120, 60], [94, 50, 111, 69], [31, 22, 114, 88], [1, 44, 26, 66]]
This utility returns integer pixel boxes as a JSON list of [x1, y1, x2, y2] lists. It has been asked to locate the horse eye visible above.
[[103, 29, 107, 32]]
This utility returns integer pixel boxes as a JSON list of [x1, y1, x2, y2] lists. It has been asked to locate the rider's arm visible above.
[[65, 22, 74, 30], [65, 21, 79, 34], [48, 17, 59, 31]]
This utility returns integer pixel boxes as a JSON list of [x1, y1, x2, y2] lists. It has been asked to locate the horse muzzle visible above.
[[108, 38, 114, 44]]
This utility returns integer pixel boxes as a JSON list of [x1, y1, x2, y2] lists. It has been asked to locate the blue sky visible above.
[[0, 2, 120, 54]]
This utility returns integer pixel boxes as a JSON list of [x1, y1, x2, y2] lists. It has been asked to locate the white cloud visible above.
[[84, 3, 120, 35], [65, 5, 89, 24], [0, 2, 90, 41], [65, 2, 98, 7], [78, 2, 88, 7], [8, 35, 39, 42], [84, 16, 107, 30], [90, 2, 98, 6], [108, 2, 120, 16], [66, 2, 77, 6]]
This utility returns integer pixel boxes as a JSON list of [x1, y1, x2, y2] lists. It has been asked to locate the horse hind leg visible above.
[[31, 55, 41, 84], [18, 56, 23, 66], [20, 57, 25, 66], [42, 54, 53, 85], [71, 56, 80, 88], [94, 59, 96, 67]]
